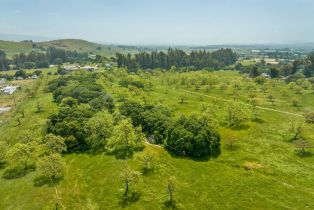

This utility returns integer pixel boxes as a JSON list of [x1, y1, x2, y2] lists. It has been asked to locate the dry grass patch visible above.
[[242, 161, 264, 171]]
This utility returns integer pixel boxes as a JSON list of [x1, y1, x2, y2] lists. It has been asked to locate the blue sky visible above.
[[0, 0, 313, 45]]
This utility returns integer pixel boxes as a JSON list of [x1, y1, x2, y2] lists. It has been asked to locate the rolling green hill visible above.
[[0, 40, 35, 57], [0, 39, 139, 57]]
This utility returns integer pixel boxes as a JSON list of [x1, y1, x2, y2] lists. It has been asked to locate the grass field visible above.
[[0, 69, 313, 209], [0, 40, 35, 57]]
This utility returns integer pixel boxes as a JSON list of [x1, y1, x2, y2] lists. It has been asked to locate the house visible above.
[[1, 86, 19, 95], [0, 107, 11, 114], [49, 64, 55, 68], [88, 54, 96, 60], [261, 73, 270, 78], [64, 65, 80, 71], [31, 75, 38, 79], [16, 76, 24, 80], [82, 66, 95, 71]]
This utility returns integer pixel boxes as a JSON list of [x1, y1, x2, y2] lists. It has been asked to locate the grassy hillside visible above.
[[0, 40, 35, 57], [0, 39, 139, 57], [37, 39, 134, 56], [0, 69, 313, 209]]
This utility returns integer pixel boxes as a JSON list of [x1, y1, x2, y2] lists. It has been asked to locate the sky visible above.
[[0, 0, 314, 45]]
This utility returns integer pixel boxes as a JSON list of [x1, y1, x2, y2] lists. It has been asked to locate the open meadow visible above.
[[0, 68, 313, 209]]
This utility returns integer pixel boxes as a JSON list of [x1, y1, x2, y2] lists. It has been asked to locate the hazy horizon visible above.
[[1, 0, 314, 45]]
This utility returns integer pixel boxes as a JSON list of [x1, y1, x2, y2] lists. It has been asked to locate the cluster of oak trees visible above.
[[46, 70, 221, 158], [119, 100, 221, 158]]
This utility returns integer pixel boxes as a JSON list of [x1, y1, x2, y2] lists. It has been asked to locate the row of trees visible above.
[[0, 47, 89, 71], [116, 48, 237, 71], [0, 50, 10, 70]]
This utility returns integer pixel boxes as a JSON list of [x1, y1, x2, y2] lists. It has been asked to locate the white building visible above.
[[64, 65, 80, 71], [0, 107, 11, 113], [31, 75, 39, 79], [82, 66, 95, 71], [1, 86, 19, 95], [261, 73, 270, 78], [0, 78, 6, 85]]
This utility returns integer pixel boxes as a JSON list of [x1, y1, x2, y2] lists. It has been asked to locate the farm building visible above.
[[82, 66, 96, 71], [261, 73, 270, 78], [0, 107, 11, 114], [64, 65, 80, 71], [1, 86, 19, 95]]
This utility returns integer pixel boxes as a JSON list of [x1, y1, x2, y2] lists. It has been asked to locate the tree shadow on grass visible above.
[[114, 152, 134, 160], [163, 201, 177, 209], [0, 162, 6, 170], [2, 166, 35, 179], [33, 176, 62, 187], [225, 145, 240, 151], [251, 118, 264, 124], [229, 124, 250, 130], [296, 151, 312, 158], [166, 150, 211, 162], [118, 192, 141, 208], [141, 168, 154, 176]]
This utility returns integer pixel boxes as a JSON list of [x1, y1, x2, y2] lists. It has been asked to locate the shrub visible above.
[[43, 134, 67, 154], [304, 111, 314, 123], [166, 114, 221, 158], [35, 154, 65, 184]]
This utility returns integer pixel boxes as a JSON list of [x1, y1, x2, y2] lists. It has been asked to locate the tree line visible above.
[[237, 52, 314, 80], [0, 47, 89, 71], [116, 48, 237, 71]]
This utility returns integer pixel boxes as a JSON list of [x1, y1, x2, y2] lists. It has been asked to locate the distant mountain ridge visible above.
[[0, 38, 140, 57], [1, 38, 313, 58]]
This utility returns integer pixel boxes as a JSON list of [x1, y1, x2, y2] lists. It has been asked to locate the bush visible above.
[[47, 105, 94, 150], [292, 98, 300, 107], [225, 102, 250, 129], [0, 141, 8, 165], [35, 154, 65, 185], [23, 62, 36, 69], [43, 134, 67, 154], [255, 76, 267, 85], [106, 119, 145, 158], [33, 70, 42, 76], [5, 143, 36, 170], [84, 111, 114, 150], [304, 111, 314, 123], [15, 70, 27, 78], [166, 114, 221, 158]]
